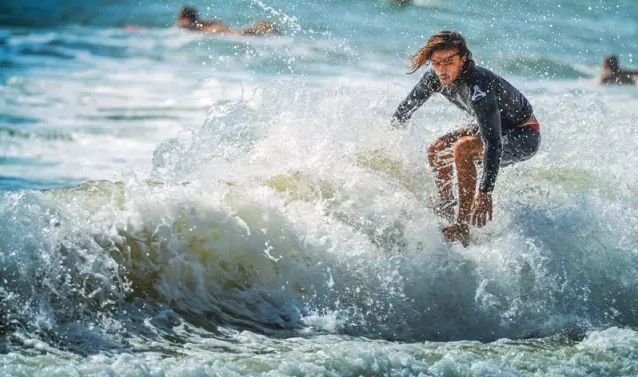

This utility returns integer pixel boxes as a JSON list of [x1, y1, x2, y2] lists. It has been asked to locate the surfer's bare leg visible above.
[[427, 127, 472, 217], [441, 135, 483, 246], [454, 136, 483, 223], [427, 140, 454, 202]]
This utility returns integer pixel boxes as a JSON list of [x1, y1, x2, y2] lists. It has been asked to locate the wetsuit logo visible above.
[[471, 85, 487, 101]]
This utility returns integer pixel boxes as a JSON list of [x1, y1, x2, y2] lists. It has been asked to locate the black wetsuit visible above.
[[392, 63, 540, 193]]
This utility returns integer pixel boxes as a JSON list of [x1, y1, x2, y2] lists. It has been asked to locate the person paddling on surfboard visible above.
[[175, 5, 280, 36], [125, 6, 280, 36], [391, 31, 541, 246]]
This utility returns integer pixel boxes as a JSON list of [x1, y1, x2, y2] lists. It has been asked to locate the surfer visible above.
[[391, 31, 540, 246], [175, 5, 281, 36], [599, 54, 638, 85]]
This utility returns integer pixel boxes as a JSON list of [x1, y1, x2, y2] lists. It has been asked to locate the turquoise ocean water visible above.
[[2, 0, 638, 375]]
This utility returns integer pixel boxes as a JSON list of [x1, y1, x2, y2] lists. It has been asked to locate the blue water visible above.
[[2, 0, 638, 376]]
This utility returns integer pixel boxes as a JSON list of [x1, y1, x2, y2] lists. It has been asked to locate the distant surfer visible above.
[[124, 5, 281, 36], [600, 54, 638, 85], [175, 5, 281, 36], [391, 31, 541, 246]]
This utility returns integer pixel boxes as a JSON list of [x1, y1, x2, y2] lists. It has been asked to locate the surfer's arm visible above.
[[391, 70, 440, 129], [472, 94, 502, 193]]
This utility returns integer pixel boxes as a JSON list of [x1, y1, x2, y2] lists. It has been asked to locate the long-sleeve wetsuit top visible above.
[[392, 64, 533, 193]]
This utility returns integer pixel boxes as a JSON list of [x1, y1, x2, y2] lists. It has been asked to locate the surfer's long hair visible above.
[[408, 31, 474, 74]]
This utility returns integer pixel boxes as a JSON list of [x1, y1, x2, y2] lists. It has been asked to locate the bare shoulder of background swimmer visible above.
[[241, 20, 281, 36]]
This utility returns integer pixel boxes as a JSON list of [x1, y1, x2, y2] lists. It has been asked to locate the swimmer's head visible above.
[[177, 6, 198, 28], [603, 54, 620, 73]]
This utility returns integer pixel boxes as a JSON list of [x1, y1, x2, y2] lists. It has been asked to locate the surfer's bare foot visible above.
[[441, 223, 470, 247]]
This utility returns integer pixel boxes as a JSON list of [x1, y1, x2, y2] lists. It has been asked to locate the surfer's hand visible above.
[[471, 191, 492, 227]]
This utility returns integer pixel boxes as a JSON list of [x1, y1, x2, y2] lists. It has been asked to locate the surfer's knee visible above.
[[453, 137, 473, 158], [453, 137, 483, 167]]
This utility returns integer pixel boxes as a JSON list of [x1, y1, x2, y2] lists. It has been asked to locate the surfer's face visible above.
[[431, 49, 466, 85]]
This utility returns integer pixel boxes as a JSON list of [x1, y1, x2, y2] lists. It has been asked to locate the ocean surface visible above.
[[2, 0, 638, 375]]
